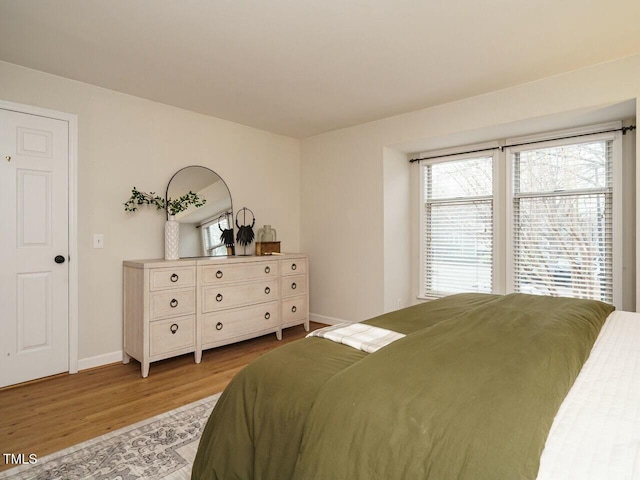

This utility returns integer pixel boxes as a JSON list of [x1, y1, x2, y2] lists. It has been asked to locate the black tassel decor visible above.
[[235, 208, 256, 247], [219, 228, 235, 247]]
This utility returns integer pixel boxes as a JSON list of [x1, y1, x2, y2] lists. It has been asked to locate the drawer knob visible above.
[[264, 286, 271, 295], [291, 282, 297, 290], [265, 266, 271, 274], [170, 273, 179, 282], [291, 305, 297, 313], [216, 270, 223, 279], [170, 298, 178, 308], [265, 312, 271, 320], [170, 323, 179, 334], [216, 293, 223, 302], [291, 263, 297, 271], [216, 322, 223, 331]]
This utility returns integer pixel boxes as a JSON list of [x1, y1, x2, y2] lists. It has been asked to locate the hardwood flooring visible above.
[[0, 323, 321, 472]]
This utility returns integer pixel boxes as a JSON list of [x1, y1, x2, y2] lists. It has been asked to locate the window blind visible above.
[[203, 217, 229, 256], [512, 140, 613, 303], [423, 156, 493, 296]]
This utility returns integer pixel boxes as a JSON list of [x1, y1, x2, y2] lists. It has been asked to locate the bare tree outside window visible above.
[[513, 141, 612, 302], [423, 156, 493, 296], [421, 133, 616, 303]]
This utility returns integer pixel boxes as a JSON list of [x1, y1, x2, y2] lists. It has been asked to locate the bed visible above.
[[191, 293, 640, 480]]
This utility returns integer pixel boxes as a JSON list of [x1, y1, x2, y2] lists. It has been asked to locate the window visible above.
[[421, 155, 494, 297], [202, 215, 230, 256], [418, 123, 621, 304], [510, 139, 613, 303]]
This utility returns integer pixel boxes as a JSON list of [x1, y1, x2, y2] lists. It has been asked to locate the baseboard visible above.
[[310, 313, 348, 326], [78, 350, 123, 371], [77, 319, 344, 369]]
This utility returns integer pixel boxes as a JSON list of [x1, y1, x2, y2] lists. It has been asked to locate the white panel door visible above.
[[0, 108, 69, 387]]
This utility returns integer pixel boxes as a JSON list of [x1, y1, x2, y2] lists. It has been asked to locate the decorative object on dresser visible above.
[[235, 207, 255, 255], [123, 187, 166, 213], [256, 224, 280, 255], [123, 187, 207, 216], [123, 184, 207, 260], [123, 254, 309, 377], [255, 241, 281, 256], [164, 215, 180, 260], [257, 224, 277, 242], [165, 166, 233, 258], [218, 212, 235, 256], [163, 190, 207, 260]]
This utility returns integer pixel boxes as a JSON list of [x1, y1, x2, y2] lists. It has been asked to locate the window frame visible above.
[[418, 148, 500, 299], [417, 122, 623, 306], [504, 124, 622, 306]]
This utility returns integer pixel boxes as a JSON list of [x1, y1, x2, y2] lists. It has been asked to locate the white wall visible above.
[[301, 54, 640, 323], [1, 61, 301, 364], [383, 147, 411, 313], [3, 52, 638, 365]]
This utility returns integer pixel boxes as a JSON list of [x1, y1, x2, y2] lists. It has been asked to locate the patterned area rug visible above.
[[0, 393, 220, 480]]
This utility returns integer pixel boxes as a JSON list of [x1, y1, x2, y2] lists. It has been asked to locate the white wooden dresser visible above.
[[123, 254, 309, 377]]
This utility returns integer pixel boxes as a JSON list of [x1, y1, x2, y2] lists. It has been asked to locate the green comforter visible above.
[[192, 293, 613, 480]]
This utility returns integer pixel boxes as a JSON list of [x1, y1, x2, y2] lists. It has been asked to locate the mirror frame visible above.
[[165, 165, 233, 257]]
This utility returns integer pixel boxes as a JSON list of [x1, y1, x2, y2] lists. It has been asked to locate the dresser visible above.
[[123, 254, 309, 377]]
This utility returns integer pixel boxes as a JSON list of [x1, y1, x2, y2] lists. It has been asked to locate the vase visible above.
[[165, 215, 180, 260], [257, 224, 277, 243]]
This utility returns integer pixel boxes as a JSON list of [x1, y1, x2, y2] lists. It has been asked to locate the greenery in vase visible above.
[[124, 187, 206, 216], [166, 191, 206, 215]]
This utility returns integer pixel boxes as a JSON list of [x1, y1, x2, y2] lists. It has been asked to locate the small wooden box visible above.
[[255, 241, 281, 256]]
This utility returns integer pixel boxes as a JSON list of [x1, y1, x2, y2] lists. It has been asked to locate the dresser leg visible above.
[[195, 350, 202, 364], [142, 362, 150, 378], [122, 353, 130, 365], [276, 328, 282, 341], [304, 320, 310, 332]]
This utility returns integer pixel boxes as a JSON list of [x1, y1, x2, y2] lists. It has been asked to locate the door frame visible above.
[[0, 99, 79, 374]]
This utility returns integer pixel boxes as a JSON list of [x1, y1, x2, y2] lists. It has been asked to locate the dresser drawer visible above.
[[280, 258, 307, 276], [280, 274, 307, 297], [150, 288, 196, 319], [202, 301, 280, 344], [202, 278, 279, 312], [149, 315, 195, 357], [201, 260, 278, 285], [282, 295, 308, 324], [149, 267, 196, 291]]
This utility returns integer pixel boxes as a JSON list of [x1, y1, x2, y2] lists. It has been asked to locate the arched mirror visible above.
[[166, 166, 233, 257]]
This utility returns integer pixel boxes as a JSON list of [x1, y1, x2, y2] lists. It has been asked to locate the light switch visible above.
[[93, 234, 104, 249]]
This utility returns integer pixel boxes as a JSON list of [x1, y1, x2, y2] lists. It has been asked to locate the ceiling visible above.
[[1, 1, 639, 138]]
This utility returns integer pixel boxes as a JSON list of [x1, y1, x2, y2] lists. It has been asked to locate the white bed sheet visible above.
[[537, 310, 640, 480]]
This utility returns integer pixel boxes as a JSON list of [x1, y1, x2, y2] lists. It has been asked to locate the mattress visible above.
[[537, 310, 640, 479]]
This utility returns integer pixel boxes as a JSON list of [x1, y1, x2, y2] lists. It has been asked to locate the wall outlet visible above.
[[93, 234, 104, 249]]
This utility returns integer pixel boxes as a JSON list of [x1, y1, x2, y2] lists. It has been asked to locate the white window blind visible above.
[[512, 140, 613, 303], [202, 216, 229, 256], [422, 156, 493, 297]]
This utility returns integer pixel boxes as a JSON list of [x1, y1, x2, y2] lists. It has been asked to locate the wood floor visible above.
[[0, 323, 321, 472]]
